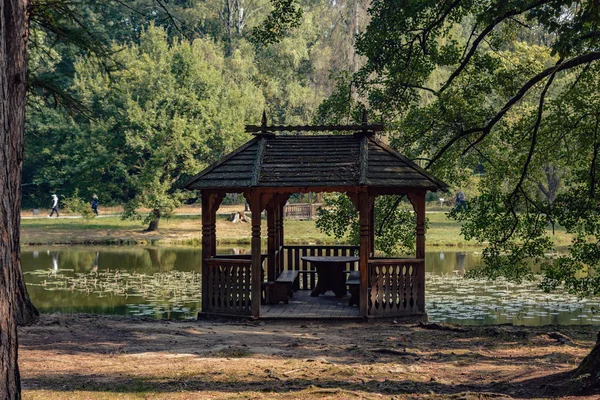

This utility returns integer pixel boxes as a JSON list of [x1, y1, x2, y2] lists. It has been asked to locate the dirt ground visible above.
[[17, 314, 600, 399]]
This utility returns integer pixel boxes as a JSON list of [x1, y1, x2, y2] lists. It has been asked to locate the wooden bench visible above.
[[346, 270, 360, 306], [275, 270, 299, 298], [262, 282, 289, 305]]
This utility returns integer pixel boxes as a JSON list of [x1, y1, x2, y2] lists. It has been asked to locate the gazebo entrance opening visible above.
[[218, 191, 362, 318], [186, 116, 446, 319]]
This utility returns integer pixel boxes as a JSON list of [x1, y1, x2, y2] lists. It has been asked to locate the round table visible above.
[[301, 256, 359, 298]]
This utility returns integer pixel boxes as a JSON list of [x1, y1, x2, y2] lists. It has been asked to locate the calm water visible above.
[[21, 246, 600, 326]]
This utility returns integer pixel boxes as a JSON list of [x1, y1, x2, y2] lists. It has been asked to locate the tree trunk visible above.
[[1, 0, 30, 398], [14, 278, 38, 326], [235, 0, 244, 34], [572, 331, 600, 382], [146, 209, 161, 231]]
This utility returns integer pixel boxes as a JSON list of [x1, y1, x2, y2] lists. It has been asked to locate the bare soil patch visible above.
[[18, 314, 600, 399]]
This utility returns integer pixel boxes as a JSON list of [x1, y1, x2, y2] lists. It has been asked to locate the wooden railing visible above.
[[283, 203, 321, 219], [368, 258, 425, 317], [282, 245, 359, 290], [204, 258, 252, 316]]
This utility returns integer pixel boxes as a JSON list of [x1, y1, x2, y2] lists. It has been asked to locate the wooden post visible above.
[[408, 191, 426, 312], [273, 199, 280, 277], [266, 196, 276, 282], [272, 194, 288, 276], [211, 194, 224, 256], [369, 198, 375, 257], [358, 191, 374, 317], [408, 191, 426, 259], [247, 191, 264, 318], [277, 195, 288, 275], [201, 190, 224, 313]]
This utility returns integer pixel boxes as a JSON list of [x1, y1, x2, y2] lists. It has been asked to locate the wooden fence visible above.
[[283, 203, 322, 219]]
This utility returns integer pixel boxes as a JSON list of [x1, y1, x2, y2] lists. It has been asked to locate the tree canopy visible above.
[[311, 0, 600, 299], [71, 25, 264, 229], [22, 0, 370, 228]]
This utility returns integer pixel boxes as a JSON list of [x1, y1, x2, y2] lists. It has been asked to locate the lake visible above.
[[21, 246, 600, 326]]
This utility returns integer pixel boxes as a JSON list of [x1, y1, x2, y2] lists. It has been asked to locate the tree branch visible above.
[[513, 60, 560, 194], [376, 195, 404, 237], [422, 52, 600, 169], [463, 53, 600, 155], [439, 0, 553, 93], [155, 0, 188, 39]]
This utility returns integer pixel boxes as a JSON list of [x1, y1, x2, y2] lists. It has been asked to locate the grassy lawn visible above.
[[20, 207, 574, 248]]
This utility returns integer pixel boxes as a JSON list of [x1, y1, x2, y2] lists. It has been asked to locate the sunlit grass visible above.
[[20, 208, 573, 247]]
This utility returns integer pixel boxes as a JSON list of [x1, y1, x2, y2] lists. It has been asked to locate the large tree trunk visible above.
[[14, 278, 38, 326], [572, 331, 600, 383], [1, 0, 30, 398], [146, 209, 161, 231]]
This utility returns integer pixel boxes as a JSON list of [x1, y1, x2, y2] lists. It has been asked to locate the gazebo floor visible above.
[[261, 290, 360, 319]]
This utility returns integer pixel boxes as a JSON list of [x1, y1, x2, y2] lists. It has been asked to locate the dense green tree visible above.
[[71, 25, 264, 230], [313, 0, 600, 380], [23, 0, 372, 205]]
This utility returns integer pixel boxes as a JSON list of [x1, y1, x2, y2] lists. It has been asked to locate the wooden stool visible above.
[[346, 271, 360, 307]]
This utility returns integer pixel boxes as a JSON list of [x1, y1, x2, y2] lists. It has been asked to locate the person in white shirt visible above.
[[49, 194, 59, 217]]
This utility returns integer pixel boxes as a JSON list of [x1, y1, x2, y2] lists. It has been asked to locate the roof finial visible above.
[[261, 110, 267, 130], [358, 109, 373, 136], [253, 110, 275, 137]]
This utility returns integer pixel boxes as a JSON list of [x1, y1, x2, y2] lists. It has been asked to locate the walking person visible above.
[[454, 189, 466, 211], [91, 194, 99, 216], [48, 194, 59, 217]]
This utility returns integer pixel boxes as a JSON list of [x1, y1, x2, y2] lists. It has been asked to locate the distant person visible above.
[[48, 194, 59, 217], [455, 189, 466, 210], [91, 194, 99, 216]]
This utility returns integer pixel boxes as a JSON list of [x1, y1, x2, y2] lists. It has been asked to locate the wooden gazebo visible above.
[[185, 114, 447, 319]]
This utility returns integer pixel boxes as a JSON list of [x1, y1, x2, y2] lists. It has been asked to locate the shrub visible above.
[[63, 189, 96, 220]]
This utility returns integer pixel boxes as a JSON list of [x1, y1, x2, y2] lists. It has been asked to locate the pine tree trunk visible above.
[[1, 0, 30, 398], [146, 209, 161, 231]]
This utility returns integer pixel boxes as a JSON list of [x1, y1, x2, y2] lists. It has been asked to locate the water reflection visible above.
[[50, 251, 58, 275], [91, 252, 99, 274], [22, 246, 202, 319], [20, 246, 600, 325]]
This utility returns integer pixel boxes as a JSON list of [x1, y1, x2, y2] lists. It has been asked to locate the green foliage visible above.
[[311, 1, 600, 297], [345, 0, 600, 297], [62, 189, 96, 220], [314, 71, 365, 125], [316, 194, 417, 256], [71, 25, 264, 227], [316, 194, 358, 243], [24, 0, 369, 208], [251, 0, 303, 46]]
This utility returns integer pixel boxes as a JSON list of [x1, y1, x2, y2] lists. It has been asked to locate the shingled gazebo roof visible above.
[[185, 119, 447, 192]]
